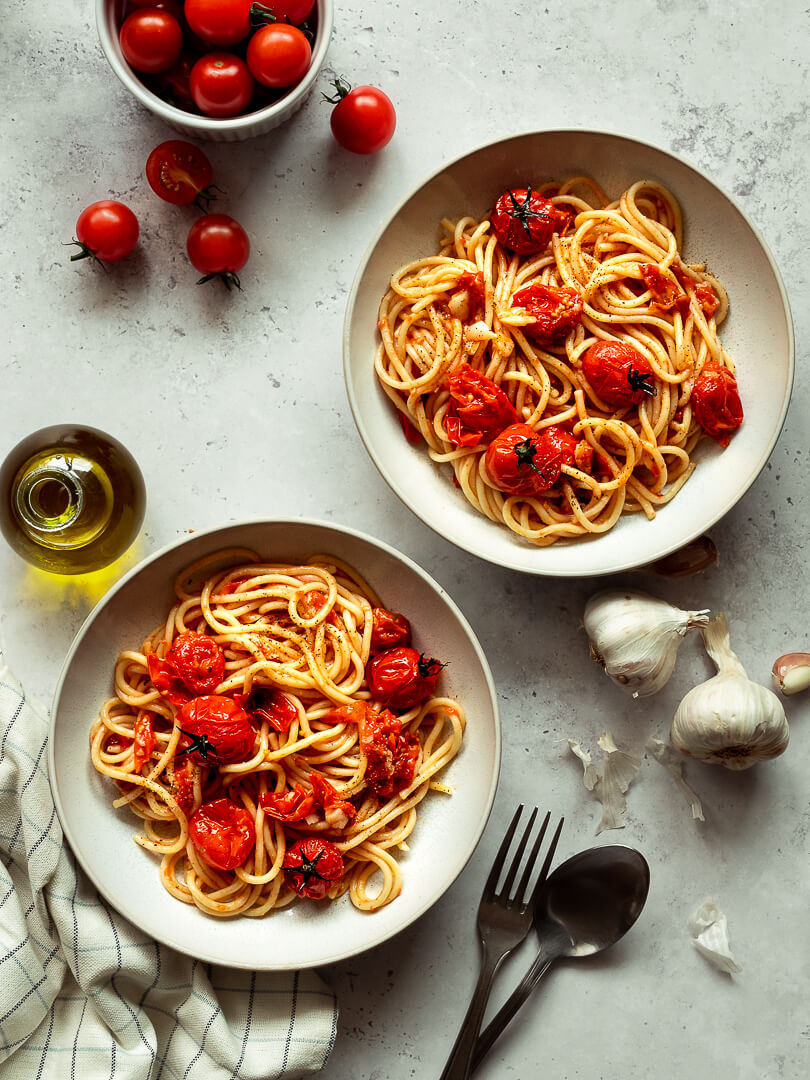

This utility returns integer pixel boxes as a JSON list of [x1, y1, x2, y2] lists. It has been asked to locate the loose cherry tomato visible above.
[[581, 340, 657, 408], [69, 200, 139, 264], [444, 363, 520, 448], [359, 705, 420, 798], [283, 837, 344, 899], [257, 0, 315, 21], [186, 213, 250, 289], [176, 695, 256, 765], [188, 797, 255, 870], [366, 646, 444, 709], [511, 283, 583, 346], [120, 9, 183, 74], [485, 423, 586, 496], [145, 140, 215, 208], [247, 23, 311, 87], [259, 783, 316, 822], [327, 79, 396, 155], [491, 187, 571, 254], [370, 607, 412, 654], [236, 686, 298, 733], [691, 363, 743, 446], [640, 263, 688, 313], [133, 713, 156, 774], [184, 0, 252, 45], [190, 52, 254, 117]]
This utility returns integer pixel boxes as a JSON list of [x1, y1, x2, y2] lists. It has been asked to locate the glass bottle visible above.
[[0, 425, 146, 575]]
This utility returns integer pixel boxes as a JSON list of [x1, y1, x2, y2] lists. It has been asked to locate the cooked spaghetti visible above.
[[90, 549, 464, 917], [375, 177, 742, 546]]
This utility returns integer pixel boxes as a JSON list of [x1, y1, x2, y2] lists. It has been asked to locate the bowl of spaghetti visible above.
[[50, 519, 499, 969], [344, 130, 794, 575]]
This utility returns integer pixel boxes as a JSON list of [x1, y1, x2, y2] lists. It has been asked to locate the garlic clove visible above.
[[772, 652, 810, 695], [644, 534, 718, 578], [688, 898, 742, 974]]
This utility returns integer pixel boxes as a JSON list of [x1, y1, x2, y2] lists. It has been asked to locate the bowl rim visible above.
[[342, 127, 796, 577], [48, 515, 502, 968], [95, 0, 335, 133]]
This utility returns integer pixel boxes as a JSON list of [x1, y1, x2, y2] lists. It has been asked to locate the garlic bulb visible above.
[[671, 613, 789, 770], [584, 589, 710, 697], [772, 653, 810, 695]]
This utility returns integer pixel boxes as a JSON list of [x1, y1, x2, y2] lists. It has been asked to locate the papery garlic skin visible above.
[[584, 589, 710, 698], [772, 653, 810, 695], [672, 613, 789, 770]]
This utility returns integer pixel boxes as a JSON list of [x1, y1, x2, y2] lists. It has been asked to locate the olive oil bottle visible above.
[[0, 426, 146, 575]]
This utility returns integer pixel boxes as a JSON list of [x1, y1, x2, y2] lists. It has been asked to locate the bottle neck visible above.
[[15, 466, 83, 533], [13, 453, 113, 550]]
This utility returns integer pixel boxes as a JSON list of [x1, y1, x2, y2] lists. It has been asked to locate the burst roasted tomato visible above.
[[366, 647, 444, 709], [236, 686, 299, 733], [283, 837, 344, 899], [259, 783, 316, 822], [444, 364, 520, 448], [148, 631, 226, 705], [176, 695, 255, 765], [491, 187, 571, 254], [132, 712, 156, 774], [691, 363, 744, 446], [694, 282, 719, 317], [581, 340, 657, 408], [309, 773, 357, 828], [640, 263, 688, 313], [511, 283, 583, 345], [485, 422, 588, 496], [359, 704, 420, 798], [370, 607, 412, 654], [188, 797, 255, 871]]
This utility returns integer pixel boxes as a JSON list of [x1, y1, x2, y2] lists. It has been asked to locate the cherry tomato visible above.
[[370, 607, 412, 655], [176, 695, 256, 765], [359, 705, 420, 798], [258, 0, 316, 21], [145, 140, 215, 207], [397, 412, 422, 445], [691, 363, 743, 446], [126, 0, 184, 19], [581, 340, 657, 408], [366, 646, 444, 709], [184, 0, 252, 45], [247, 24, 311, 87], [188, 797, 255, 870], [70, 201, 139, 264], [119, 9, 183, 74], [133, 713, 156, 774], [491, 188, 571, 255], [190, 52, 254, 117], [444, 364, 520, 448], [511, 283, 583, 346], [236, 686, 298, 733], [640, 263, 688, 313], [186, 213, 250, 289], [259, 783, 316, 822], [283, 837, 344, 899], [485, 423, 586, 496], [327, 79, 396, 155], [147, 631, 225, 705], [155, 52, 197, 109], [308, 773, 357, 828], [171, 759, 196, 814]]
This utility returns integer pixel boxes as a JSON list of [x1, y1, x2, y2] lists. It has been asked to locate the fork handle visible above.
[[471, 952, 555, 1071], [439, 943, 509, 1080]]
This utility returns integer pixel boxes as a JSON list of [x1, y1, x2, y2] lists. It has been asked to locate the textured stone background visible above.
[[2, 1, 809, 1077]]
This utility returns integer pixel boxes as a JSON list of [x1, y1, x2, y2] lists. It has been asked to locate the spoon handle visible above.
[[471, 952, 555, 1071]]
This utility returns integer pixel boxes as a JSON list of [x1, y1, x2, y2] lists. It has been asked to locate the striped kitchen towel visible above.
[[0, 660, 337, 1079]]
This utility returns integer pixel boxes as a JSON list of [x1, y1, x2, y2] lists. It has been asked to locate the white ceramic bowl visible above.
[[49, 518, 500, 969], [344, 129, 794, 576], [96, 0, 334, 142]]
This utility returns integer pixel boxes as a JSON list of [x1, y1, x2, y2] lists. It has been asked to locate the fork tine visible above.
[[513, 810, 550, 906], [481, 805, 523, 902], [526, 816, 564, 910], [499, 807, 538, 900]]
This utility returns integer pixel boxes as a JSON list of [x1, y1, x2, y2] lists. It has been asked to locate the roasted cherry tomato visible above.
[[259, 783, 316, 822], [147, 631, 225, 705], [186, 213, 250, 289], [120, 8, 183, 74], [691, 363, 743, 446], [511, 283, 583, 346], [581, 340, 657, 408], [145, 140, 215, 208], [188, 797, 255, 871], [491, 187, 571, 255], [366, 646, 444, 709], [258, 0, 316, 21], [190, 53, 254, 118], [359, 705, 420, 798], [176, 695, 256, 765], [309, 772, 357, 828], [172, 760, 196, 814], [236, 686, 298, 733], [283, 837, 344, 899], [444, 363, 520, 448], [694, 282, 719, 317], [247, 23, 311, 87], [370, 607, 412, 654], [69, 200, 139, 264], [327, 79, 396, 155], [397, 412, 422, 445], [640, 263, 688, 313], [184, 0, 252, 45], [133, 713, 156, 774], [485, 423, 588, 496]]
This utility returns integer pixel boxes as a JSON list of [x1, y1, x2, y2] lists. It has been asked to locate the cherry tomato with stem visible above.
[[444, 364, 520, 448], [511, 282, 583, 346], [176, 695, 256, 766], [247, 23, 311, 87], [120, 9, 183, 74], [491, 187, 571, 255], [370, 607, 411, 655], [190, 52, 254, 117], [325, 78, 396, 155], [69, 201, 139, 264], [366, 646, 444, 709], [146, 140, 217, 209], [283, 837, 344, 899], [691, 363, 743, 446], [485, 423, 583, 496], [184, 0, 252, 46], [253, 0, 315, 23], [188, 797, 255, 870], [580, 340, 657, 408], [187, 213, 250, 289]]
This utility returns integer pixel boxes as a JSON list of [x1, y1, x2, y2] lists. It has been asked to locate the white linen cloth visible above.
[[0, 660, 337, 1079]]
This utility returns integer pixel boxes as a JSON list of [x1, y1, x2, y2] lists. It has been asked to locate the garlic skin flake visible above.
[[646, 736, 705, 821], [772, 652, 810, 695], [584, 589, 710, 698], [672, 613, 789, 770], [567, 732, 641, 833], [689, 898, 742, 974]]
